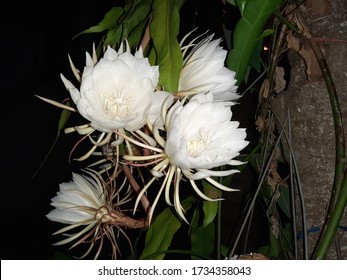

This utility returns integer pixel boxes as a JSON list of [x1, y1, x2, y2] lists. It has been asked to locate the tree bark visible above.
[[272, 0, 347, 259]]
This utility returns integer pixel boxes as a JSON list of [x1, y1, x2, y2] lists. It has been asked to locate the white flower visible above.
[[47, 171, 146, 259], [178, 33, 239, 101], [123, 92, 248, 223], [46, 172, 107, 226], [61, 44, 159, 132], [165, 92, 248, 177]]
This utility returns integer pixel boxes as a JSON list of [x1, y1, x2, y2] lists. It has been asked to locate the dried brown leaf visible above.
[[274, 66, 286, 93]]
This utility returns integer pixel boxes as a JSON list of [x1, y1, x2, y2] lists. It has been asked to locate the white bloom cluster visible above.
[[45, 33, 249, 255]]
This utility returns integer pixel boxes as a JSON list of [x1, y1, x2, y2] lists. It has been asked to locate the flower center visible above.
[[186, 131, 211, 157], [102, 86, 133, 119], [186, 139, 206, 157]]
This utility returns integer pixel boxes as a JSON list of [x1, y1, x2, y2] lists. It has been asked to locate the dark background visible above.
[[1, 0, 121, 259], [1, 0, 262, 260]]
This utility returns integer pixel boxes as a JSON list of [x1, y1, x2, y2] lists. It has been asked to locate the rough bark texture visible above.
[[272, 0, 347, 259]]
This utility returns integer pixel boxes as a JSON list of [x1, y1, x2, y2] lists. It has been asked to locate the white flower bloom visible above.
[[47, 171, 146, 259], [46, 172, 107, 225], [165, 92, 249, 179], [178, 33, 239, 101], [123, 92, 248, 224], [61, 44, 159, 132]]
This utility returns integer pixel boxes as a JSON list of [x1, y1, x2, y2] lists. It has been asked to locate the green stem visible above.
[[308, 41, 346, 206], [313, 171, 347, 259], [216, 199, 222, 260], [258, 20, 288, 145], [309, 41, 346, 259]]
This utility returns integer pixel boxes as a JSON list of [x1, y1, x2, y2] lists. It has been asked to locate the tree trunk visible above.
[[272, 0, 347, 259]]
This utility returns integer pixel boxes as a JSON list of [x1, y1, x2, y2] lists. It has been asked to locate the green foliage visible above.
[[202, 182, 221, 227], [74, 6, 124, 37], [149, 0, 183, 92], [190, 215, 215, 260], [139, 207, 182, 260], [75, 0, 153, 50], [113, 0, 152, 46], [189, 182, 223, 260], [139, 196, 195, 260], [277, 184, 291, 219], [226, 0, 283, 85]]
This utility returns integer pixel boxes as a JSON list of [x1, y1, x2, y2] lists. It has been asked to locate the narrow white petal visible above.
[[85, 51, 94, 67], [173, 168, 189, 224], [197, 168, 240, 177], [60, 74, 81, 104], [35, 95, 77, 113], [164, 166, 176, 206], [205, 177, 239, 192], [189, 180, 222, 202], [68, 54, 81, 82]]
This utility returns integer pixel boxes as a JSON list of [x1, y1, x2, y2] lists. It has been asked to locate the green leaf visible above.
[[248, 38, 263, 73], [126, 18, 148, 48], [104, 0, 152, 48], [74, 7, 124, 38], [31, 104, 71, 179], [277, 185, 291, 219], [220, 244, 230, 259], [189, 207, 215, 260], [119, 0, 152, 42], [191, 222, 215, 260], [104, 27, 123, 48], [202, 201, 218, 227], [176, 0, 186, 9], [226, 0, 283, 85], [150, 0, 183, 92], [77, 0, 152, 49], [266, 231, 280, 259], [147, 45, 157, 66], [226, 0, 236, 6], [202, 181, 221, 227], [189, 183, 220, 259], [139, 196, 195, 260], [261, 28, 275, 38]]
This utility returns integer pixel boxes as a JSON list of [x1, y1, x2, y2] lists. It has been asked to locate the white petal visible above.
[[179, 33, 239, 101], [60, 74, 80, 104], [85, 51, 94, 67], [148, 91, 174, 128]]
